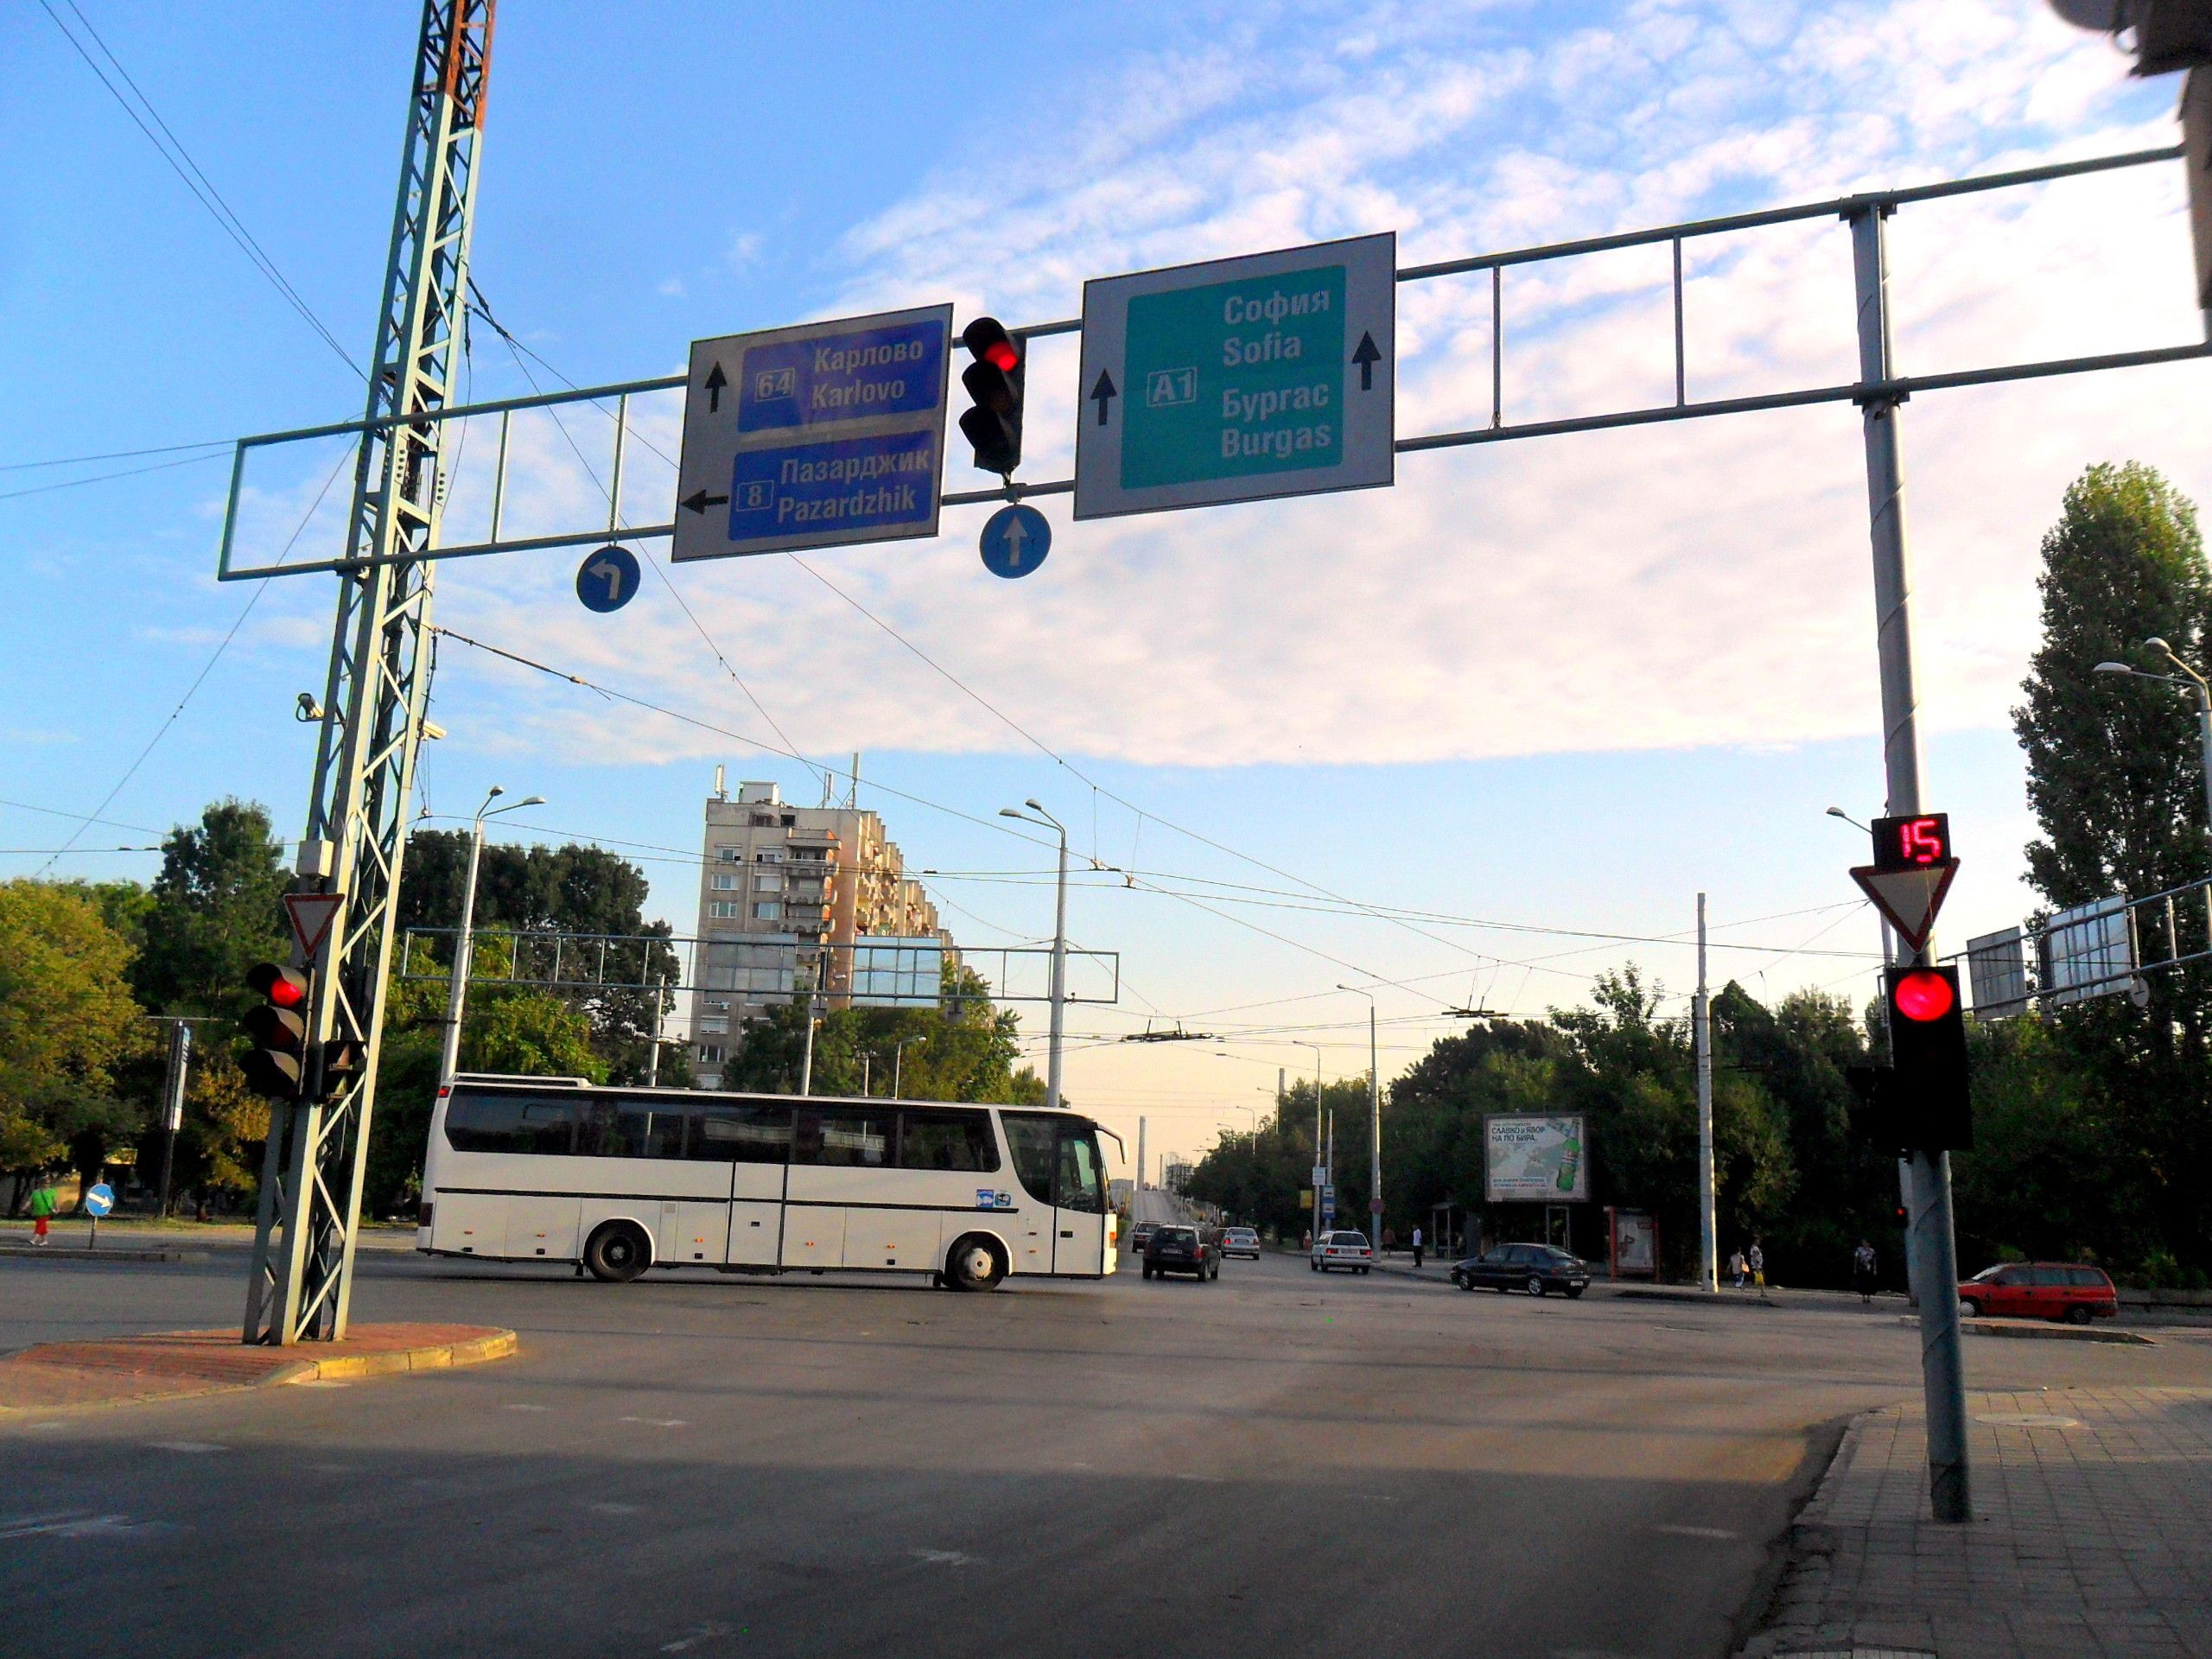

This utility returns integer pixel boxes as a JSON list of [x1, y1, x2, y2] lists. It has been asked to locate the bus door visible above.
[[696, 1099, 791, 1268], [1052, 1125, 1109, 1275]]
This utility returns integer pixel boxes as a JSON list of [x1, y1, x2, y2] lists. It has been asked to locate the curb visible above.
[[290, 1327, 519, 1382], [0, 1244, 195, 1264], [1904, 1315, 2154, 1345]]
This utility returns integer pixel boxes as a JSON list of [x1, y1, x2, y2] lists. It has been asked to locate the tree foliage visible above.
[[132, 799, 289, 1020]]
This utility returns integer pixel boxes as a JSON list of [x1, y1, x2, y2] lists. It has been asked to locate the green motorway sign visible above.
[[1075, 233, 1394, 520]]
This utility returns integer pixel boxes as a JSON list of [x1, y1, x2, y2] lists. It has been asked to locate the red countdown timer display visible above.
[[1870, 813, 1951, 873]]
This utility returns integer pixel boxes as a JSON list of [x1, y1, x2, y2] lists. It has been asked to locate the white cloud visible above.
[[430, 0, 2208, 775]]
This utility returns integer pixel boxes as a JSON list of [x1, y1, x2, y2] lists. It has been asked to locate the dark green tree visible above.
[[132, 799, 289, 1020]]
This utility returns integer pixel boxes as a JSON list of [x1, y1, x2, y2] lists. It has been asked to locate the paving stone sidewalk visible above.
[[1740, 1386, 2212, 1658]]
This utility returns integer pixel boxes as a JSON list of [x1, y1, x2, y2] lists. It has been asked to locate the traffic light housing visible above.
[[957, 317, 1025, 476], [1884, 964, 1972, 1150], [241, 963, 310, 1100]]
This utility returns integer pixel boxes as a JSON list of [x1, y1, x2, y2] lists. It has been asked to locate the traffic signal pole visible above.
[[1850, 204, 1972, 1523]]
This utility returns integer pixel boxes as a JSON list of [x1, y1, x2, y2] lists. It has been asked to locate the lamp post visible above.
[[1298, 1040, 1325, 1238], [1338, 984, 1382, 1246], [439, 786, 546, 1084], [2095, 638, 2212, 832], [893, 1034, 924, 1098], [999, 800, 1069, 1109]]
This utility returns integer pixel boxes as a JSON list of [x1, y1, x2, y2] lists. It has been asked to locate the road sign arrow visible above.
[[283, 891, 345, 958], [1089, 370, 1118, 427], [587, 556, 626, 603], [703, 362, 728, 413], [680, 488, 730, 514], [1850, 859, 1959, 952], [1001, 514, 1031, 569], [1351, 331, 1381, 391]]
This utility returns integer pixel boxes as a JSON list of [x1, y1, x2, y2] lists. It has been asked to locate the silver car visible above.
[[1221, 1227, 1262, 1259], [1309, 1230, 1374, 1274]]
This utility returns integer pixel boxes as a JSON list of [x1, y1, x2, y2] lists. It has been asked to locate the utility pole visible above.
[[1136, 1116, 1147, 1192], [1851, 202, 1971, 1523], [1694, 893, 1716, 1293], [156, 1020, 190, 1218], [799, 1004, 817, 1096], [645, 968, 668, 1088], [245, 0, 495, 1346]]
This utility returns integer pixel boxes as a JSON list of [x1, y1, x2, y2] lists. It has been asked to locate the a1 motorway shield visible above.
[[672, 303, 953, 563], [1075, 232, 1394, 520]]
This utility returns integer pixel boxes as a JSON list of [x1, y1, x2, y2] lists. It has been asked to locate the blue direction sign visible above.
[[575, 544, 639, 613], [1075, 232, 1395, 520], [979, 504, 1051, 577], [672, 303, 953, 563], [84, 1183, 114, 1217]]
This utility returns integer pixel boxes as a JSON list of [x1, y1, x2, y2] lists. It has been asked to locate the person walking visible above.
[[1412, 1225, 1425, 1269], [28, 1180, 59, 1246], [1727, 1247, 1747, 1289], [1747, 1238, 1766, 1291], [1852, 1239, 1878, 1303]]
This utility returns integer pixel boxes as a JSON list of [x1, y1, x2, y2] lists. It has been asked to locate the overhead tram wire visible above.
[[0, 449, 232, 505], [38, 1, 362, 380], [35, 443, 355, 874], [3, 438, 233, 473]]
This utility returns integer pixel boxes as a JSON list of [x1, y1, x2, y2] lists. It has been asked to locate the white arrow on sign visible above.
[[1001, 515, 1032, 569], [283, 892, 345, 958], [1849, 860, 1958, 952], [588, 556, 626, 602]]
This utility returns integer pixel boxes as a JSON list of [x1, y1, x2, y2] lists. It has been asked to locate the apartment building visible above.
[[689, 778, 952, 1087]]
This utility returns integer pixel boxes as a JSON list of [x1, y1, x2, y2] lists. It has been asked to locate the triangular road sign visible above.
[[1849, 861, 1958, 952], [283, 891, 345, 958]]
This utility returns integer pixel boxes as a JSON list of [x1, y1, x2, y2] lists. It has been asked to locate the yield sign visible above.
[[1849, 861, 1958, 952], [283, 892, 345, 958]]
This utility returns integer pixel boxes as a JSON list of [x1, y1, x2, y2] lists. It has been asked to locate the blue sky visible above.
[[3, 1, 2203, 1170]]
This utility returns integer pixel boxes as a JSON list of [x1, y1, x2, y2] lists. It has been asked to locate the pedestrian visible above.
[[1852, 1238, 1878, 1303], [1412, 1225, 1425, 1269], [1727, 1247, 1747, 1289], [1302, 1228, 1313, 1252], [1748, 1238, 1766, 1290], [28, 1180, 59, 1246]]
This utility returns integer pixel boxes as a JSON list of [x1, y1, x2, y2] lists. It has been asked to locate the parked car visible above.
[[1143, 1224, 1220, 1281], [1309, 1230, 1373, 1274], [1451, 1243, 1591, 1299], [1958, 1262, 2116, 1325], [1221, 1227, 1262, 1260], [1127, 1221, 1161, 1258]]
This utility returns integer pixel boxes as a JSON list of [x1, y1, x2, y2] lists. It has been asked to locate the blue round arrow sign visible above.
[[980, 505, 1050, 579], [576, 545, 640, 613], [85, 1183, 115, 1217]]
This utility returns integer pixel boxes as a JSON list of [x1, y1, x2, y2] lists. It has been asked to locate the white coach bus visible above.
[[416, 1076, 1116, 1290]]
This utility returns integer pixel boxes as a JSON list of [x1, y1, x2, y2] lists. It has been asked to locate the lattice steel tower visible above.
[[245, 0, 495, 1344]]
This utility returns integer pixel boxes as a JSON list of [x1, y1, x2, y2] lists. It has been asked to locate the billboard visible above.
[[1484, 1113, 1588, 1203], [2041, 897, 2134, 1007]]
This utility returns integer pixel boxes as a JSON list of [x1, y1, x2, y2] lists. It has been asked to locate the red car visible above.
[[1958, 1262, 2117, 1325]]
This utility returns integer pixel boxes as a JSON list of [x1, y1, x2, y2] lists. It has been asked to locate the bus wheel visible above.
[[583, 1221, 652, 1283], [945, 1235, 1007, 1293]]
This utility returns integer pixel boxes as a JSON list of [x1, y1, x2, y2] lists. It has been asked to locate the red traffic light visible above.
[[1893, 968, 1955, 1022], [963, 317, 1018, 370], [246, 961, 308, 1008]]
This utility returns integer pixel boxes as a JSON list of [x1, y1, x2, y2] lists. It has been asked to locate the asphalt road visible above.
[[4, 1245, 2206, 1659]]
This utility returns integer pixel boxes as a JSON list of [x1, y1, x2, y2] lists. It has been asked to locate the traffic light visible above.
[[241, 963, 310, 1100], [957, 317, 1025, 476], [1885, 964, 1972, 1151]]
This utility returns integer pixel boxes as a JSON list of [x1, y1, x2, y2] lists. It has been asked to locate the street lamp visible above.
[[440, 786, 547, 1083], [1338, 983, 1382, 1246], [999, 800, 1069, 1110], [1297, 1040, 1325, 1237], [893, 1033, 925, 1098], [2095, 639, 2212, 832]]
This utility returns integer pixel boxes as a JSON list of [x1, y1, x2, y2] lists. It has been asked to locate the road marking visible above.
[[910, 1548, 977, 1567], [501, 1403, 552, 1413], [659, 1623, 735, 1652], [620, 1416, 687, 1428], [145, 1441, 226, 1454], [1653, 1523, 1737, 1540], [589, 1502, 643, 1515], [0, 1510, 167, 1541]]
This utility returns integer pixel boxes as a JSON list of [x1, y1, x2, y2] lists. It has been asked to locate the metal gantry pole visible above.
[[156, 1020, 190, 1219], [1694, 893, 1716, 1293], [1850, 202, 1971, 1523], [245, 0, 495, 1346]]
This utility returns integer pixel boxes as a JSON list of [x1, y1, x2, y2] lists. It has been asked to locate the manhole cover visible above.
[[1974, 1411, 2080, 1428]]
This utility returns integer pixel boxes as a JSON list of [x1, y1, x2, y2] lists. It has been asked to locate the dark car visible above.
[[1451, 1243, 1591, 1298], [1143, 1224, 1220, 1281], [1959, 1262, 2117, 1325], [1127, 1221, 1161, 1258]]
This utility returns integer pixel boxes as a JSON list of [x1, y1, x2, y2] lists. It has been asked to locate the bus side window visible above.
[[446, 1090, 575, 1155], [1001, 1114, 1059, 1207], [807, 1105, 893, 1167], [574, 1096, 690, 1159], [1056, 1132, 1105, 1213], [899, 1109, 998, 1172], [695, 1101, 792, 1163]]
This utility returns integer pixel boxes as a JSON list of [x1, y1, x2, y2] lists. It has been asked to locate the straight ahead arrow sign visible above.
[[1352, 331, 1381, 391], [1089, 370, 1117, 427], [703, 362, 728, 413], [1850, 859, 1959, 953]]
